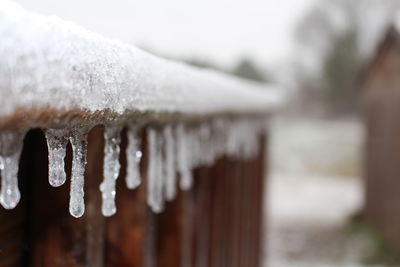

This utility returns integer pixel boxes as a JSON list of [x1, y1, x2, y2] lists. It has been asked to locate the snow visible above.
[[266, 117, 368, 267], [0, 1, 283, 124]]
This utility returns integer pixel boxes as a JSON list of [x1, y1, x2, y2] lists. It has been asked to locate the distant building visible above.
[[362, 24, 400, 248]]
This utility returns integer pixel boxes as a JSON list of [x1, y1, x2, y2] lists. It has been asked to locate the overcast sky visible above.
[[14, 0, 316, 67]]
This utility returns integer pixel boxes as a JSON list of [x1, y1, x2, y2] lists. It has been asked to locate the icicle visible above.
[[147, 128, 164, 213], [163, 125, 177, 201], [69, 128, 89, 218], [155, 130, 165, 211], [45, 129, 69, 187], [126, 125, 142, 189], [0, 131, 25, 209], [176, 124, 193, 191], [199, 122, 213, 166], [100, 125, 122, 217], [191, 126, 203, 168]]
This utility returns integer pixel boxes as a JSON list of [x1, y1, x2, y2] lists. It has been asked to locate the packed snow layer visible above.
[[0, 1, 283, 125]]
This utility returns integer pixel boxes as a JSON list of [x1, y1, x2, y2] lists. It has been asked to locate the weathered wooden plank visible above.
[[26, 130, 85, 267], [85, 126, 106, 267], [105, 128, 148, 267]]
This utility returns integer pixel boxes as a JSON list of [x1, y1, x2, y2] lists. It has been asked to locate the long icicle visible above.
[[176, 124, 193, 190], [69, 128, 89, 218], [45, 129, 69, 187], [0, 131, 25, 209], [100, 125, 122, 217], [163, 125, 177, 201], [126, 125, 142, 189], [147, 128, 164, 213], [155, 129, 165, 212]]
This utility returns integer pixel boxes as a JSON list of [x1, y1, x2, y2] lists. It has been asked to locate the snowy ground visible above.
[[264, 117, 388, 267]]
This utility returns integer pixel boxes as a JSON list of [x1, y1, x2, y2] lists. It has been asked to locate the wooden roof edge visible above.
[[358, 25, 400, 89], [0, 107, 274, 132]]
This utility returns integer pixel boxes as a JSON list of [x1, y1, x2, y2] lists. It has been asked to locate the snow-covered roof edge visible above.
[[0, 1, 284, 129]]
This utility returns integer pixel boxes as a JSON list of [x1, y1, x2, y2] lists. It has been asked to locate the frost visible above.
[[69, 128, 89, 218], [0, 131, 25, 209], [45, 129, 68, 187], [100, 125, 122, 217], [126, 124, 142, 190]]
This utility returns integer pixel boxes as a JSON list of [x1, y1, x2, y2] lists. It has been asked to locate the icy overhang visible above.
[[0, 1, 283, 218], [0, 1, 283, 130]]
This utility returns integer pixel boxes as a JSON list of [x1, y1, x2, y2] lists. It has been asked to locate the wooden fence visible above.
[[0, 3, 279, 266], [0, 126, 267, 267]]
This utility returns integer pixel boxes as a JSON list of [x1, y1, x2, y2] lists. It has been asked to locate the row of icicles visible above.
[[0, 117, 266, 218]]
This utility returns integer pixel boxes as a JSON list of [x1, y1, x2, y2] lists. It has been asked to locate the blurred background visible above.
[[13, 0, 400, 266]]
